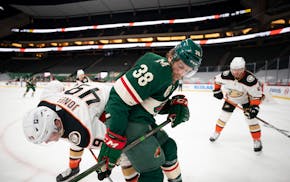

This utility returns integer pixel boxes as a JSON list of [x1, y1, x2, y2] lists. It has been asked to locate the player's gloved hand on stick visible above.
[[97, 168, 111, 181], [97, 129, 127, 180], [56, 159, 81, 182], [244, 105, 259, 119], [168, 95, 189, 128], [213, 89, 223, 100]]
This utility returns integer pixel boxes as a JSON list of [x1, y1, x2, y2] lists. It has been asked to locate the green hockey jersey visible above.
[[106, 52, 179, 135]]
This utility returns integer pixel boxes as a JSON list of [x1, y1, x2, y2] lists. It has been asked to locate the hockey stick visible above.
[[70, 117, 173, 182], [263, 124, 289, 133], [224, 98, 290, 138]]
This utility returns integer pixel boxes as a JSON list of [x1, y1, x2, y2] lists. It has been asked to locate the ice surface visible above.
[[0, 87, 290, 182]]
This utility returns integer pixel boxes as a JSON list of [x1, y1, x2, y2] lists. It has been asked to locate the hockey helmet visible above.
[[230, 57, 246, 70], [173, 38, 203, 69], [230, 57, 246, 79], [77, 69, 85, 77], [23, 106, 60, 144]]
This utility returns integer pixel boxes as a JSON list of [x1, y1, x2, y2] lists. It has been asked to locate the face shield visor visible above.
[[183, 65, 199, 78]]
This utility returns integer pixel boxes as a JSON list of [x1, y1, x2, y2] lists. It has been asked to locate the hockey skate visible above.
[[56, 167, 79, 182], [209, 132, 220, 142], [253, 140, 263, 152]]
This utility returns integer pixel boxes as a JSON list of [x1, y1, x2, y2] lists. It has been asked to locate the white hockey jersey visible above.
[[40, 80, 65, 100], [214, 70, 263, 105], [38, 82, 112, 149]]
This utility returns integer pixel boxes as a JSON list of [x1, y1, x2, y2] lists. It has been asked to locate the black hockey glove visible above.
[[168, 95, 189, 128], [97, 169, 112, 181], [213, 89, 223, 100], [244, 105, 259, 119]]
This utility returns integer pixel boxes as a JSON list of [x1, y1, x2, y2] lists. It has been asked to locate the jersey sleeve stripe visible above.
[[214, 83, 221, 90], [114, 75, 143, 106]]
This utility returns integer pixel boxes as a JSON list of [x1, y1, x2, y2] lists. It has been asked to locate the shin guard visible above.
[[161, 159, 182, 182]]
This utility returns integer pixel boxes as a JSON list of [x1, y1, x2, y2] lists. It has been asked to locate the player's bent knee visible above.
[[245, 118, 259, 125], [222, 102, 235, 112], [161, 137, 177, 161], [125, 136, 165, 173]]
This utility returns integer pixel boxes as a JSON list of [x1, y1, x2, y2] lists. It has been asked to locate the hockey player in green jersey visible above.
[[23, 76, 37, 97], [97, 38, 203, 182]]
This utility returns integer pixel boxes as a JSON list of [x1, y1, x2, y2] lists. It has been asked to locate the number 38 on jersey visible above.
[[132, 64, 154, 86]]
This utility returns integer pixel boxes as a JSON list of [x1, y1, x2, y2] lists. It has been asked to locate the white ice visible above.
[[0, 86, 290, 182]]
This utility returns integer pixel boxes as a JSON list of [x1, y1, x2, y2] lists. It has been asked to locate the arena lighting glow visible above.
[[11, 9, 251, 33], [1, 27, 289, 53]]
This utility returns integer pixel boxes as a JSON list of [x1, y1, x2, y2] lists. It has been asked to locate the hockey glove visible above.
[[97, 129, 127, 180], [213, 89, 223, 100], [168, 95, 190, 128], [97, 169, 112, 181], [244, 105, 259, 119]]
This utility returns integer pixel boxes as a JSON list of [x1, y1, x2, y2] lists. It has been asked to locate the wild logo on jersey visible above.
[[153, 102, 166, 114], [154, 146, 162, 158], [155, 59, 170, 67]]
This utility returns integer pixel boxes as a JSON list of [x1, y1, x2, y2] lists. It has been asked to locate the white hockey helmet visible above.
[[230, 57, 246, 79], [77, 69, 85, 77], [23, 106, 60, 144], [230, 57, 246, 70]]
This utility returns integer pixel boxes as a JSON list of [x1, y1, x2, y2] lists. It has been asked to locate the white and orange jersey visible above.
[[40, 80, 65, 100], [214, 70, 263, 105], [38, 82, 112, 149]]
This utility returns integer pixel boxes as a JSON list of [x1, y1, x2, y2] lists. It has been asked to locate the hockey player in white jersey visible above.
[[210, 57, 264, 152], [40, 78, 65, 100], [76, 69, 90, 84], [23, 82, 139, 181]]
